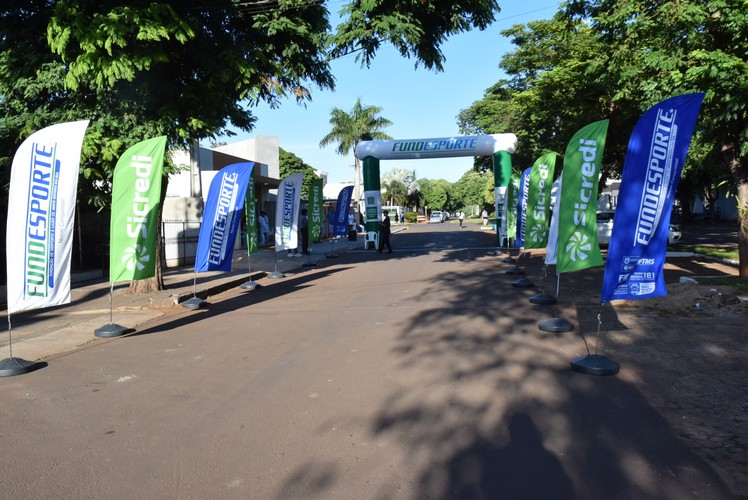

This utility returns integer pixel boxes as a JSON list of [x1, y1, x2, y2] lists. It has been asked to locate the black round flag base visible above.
[[529, 293, 557, 305], [538, 317, 574, 333], [182, 296, 207, 309], [267, 271, 285, 279], [0, 357, 39, 377], [502, 257, 516, 263], [512, 278, 535, 288], [571, 354, 620, 376], [506, 268, 524, 275], [325, 253, 339, 259], [240, 280, 259, 291], [94, 323, 134, 338]]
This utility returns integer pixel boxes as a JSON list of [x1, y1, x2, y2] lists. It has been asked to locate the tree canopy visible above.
[[0, 0, 503, 288], [458, 0, 748, 276], [452, 170, 490, 210], [319, 98, 393, 205], [1, 0, 502, 205], [279, 147, 318, 199]]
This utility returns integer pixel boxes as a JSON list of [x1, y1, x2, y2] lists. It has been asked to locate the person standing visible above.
[[378, 209, 393, 254], [259, 211, 270, 245], [300, 208, 310, 255], [481, 209, 488, 226], [458, 210, 465, 228]]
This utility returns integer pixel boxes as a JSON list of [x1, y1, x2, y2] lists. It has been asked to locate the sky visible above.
[[229, 0, 561, 185]]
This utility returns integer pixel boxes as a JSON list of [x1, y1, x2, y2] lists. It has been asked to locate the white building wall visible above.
[[212, 136, 280, 180], [162, 136, 280, 267]]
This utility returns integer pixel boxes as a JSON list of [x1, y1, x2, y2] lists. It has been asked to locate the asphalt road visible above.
[[0, 221, 736, 499]]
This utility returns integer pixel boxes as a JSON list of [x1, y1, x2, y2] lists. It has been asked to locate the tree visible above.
[[460, 1, 748, 276], [482, 173, 496, 213], [279, 148, 319, 199], [381, 179, 408, 207], [1, 0, 504, 289], [329, 0, 499, 71], [565, 0, 748, 276], [420, 178, 450, 211], [382, 167, 419, 204], [459, 16, 636, 176], [318, 98, 393, 211], [452, 170, 489, 210]]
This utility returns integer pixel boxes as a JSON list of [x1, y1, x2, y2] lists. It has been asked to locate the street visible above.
[[0, 222, 736, 499]]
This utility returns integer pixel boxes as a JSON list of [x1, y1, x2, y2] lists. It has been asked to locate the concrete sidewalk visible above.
[[0, 235, 374, 363]]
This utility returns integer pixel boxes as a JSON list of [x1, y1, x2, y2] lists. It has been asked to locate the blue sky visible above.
[[232, 1, 560, 184]]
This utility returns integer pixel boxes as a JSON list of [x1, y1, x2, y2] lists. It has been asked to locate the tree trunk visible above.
[[723, 138, 747, 278], [704, 186, 718, 224], [737, 180, 748, 278], [676, 192, 694, 223], [129, 174, 169, 293], [128, 237, 164, 293]]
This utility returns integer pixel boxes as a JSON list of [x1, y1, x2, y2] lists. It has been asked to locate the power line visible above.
[[495, 4, 559, 24]]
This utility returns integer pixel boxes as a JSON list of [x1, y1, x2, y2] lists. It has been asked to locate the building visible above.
[[163, 136, 281, 267]]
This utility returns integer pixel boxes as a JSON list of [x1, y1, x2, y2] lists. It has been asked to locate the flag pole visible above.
[[571, 308, 620, 375], [241, 251, 259, 290], [538, 273, 573, 332], [303, 251, 317, 267], [326, 237, 338, 258], [242, 176, 260, 290], [512, 250, 534, 288], [500, 234, 515, 262], [529, 265, 557, 305], [505, 243, 523, 276], [500, 225, 514, 262], [0, 314, 39, 377], [182, 272, 207, 308], [94, 282, 132, 337], [303, 219, 316, 267], [268, 251, 284, 279]]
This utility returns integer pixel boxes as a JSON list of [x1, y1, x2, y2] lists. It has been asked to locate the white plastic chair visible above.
[[364, 231, 379, 250]]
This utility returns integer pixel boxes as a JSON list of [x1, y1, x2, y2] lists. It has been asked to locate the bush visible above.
[[403, 211, 418, 223]]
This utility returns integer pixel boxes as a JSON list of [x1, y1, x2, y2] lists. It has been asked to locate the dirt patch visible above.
[[532, 253, 748, 498], [612, 281, 748, 319], [603, 281, 748, 498]]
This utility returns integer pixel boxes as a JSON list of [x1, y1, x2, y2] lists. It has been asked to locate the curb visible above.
[[667, 251, 739, 267]]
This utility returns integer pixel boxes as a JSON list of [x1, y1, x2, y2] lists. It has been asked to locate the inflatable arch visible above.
[[355, 133, 518, 242]]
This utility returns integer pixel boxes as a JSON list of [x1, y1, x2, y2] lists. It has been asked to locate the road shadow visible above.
[[364, 234, 736, 498], [123, 265, 352, 338]]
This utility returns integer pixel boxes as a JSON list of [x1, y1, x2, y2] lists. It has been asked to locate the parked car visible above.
[[596, 210, 615, 246], [668, 224, 682, 244], [429, 211, 444, 223], [597, 210, 683, 246]]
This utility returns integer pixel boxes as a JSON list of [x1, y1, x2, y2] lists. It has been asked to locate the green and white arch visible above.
[[356, 133, 518, 242]]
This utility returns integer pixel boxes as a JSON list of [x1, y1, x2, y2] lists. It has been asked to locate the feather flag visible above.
[[601, 93, 705, 302], [6, 120, 89, 313], [556, 120, 609, 274], [275, 172, 305, 251], [194, 162, 255, 272], [109, 136, 167, 282]]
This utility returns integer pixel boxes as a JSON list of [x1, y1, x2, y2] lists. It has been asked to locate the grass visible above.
[[680, 245, 739, 262], [692, 275, 748, 294]]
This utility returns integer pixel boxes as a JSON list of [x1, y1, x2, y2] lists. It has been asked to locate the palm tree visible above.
[[319, 99, 393, 215], [382, 179, 408, 206]]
